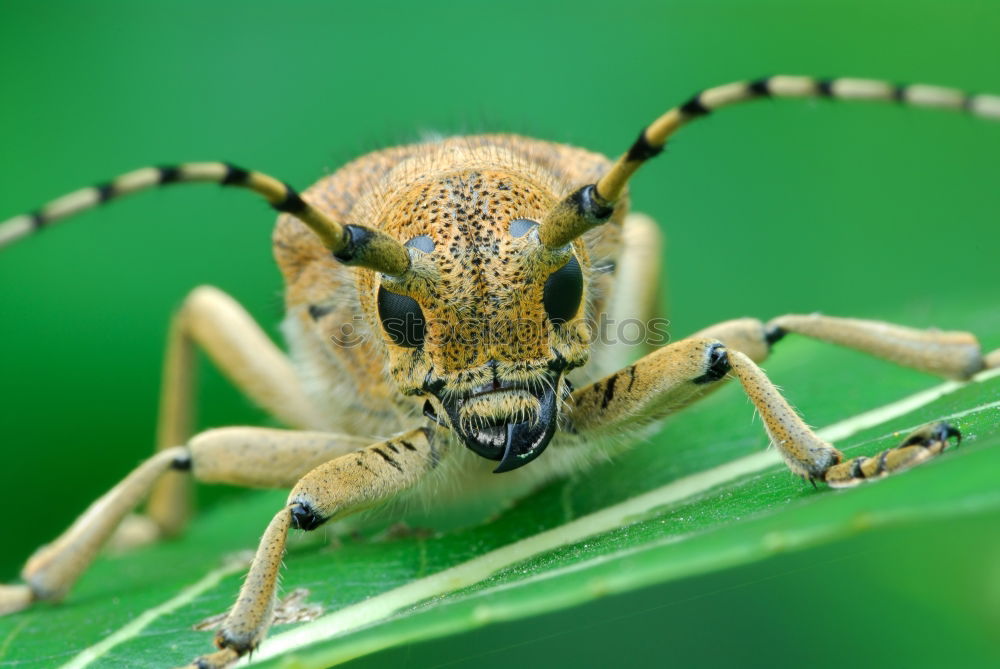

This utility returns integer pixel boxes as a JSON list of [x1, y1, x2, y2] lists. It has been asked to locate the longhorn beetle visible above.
[[1, 76, 998, 667]]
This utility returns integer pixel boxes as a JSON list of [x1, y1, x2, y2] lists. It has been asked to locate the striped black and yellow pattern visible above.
[[823, 421, 960, 488], [539, 76, 1000, 249], [598, 76, 1000, 203], [0, 162, 411, 275]]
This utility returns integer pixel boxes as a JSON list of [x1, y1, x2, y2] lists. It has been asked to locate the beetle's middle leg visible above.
[[0, 427, 369, 616], [591, 212, 665, 375], [694, 313, 1000, 379], [120, 285, 325, 546]]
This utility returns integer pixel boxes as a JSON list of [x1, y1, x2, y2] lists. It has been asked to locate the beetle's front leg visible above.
[[186, 426, 441, 669], [723, 351, 962, 486], [567, 337, 732, 436], [565, 337, 959, 487]]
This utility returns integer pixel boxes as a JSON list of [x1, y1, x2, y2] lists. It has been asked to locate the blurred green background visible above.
[[0, 0, 997, 666]]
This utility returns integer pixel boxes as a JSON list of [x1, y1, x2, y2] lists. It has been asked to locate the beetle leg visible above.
[[184, 427, 441, 669], [564, 326, 972, 487], [592, 212, 665, 375], [567, 337, 731, 436], [765, 313, 997, 380], [0, 427, 369, 616], [132, 285, 326, 543], [0, 446, 188, 615], [724, 351, 965, 485], [823, 422, 961, 488], [682, 314, 1000, 381]]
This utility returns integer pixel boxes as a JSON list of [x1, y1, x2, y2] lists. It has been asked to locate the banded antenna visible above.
[[0, 161, 411, 276], [537, 76, 1000, 249]]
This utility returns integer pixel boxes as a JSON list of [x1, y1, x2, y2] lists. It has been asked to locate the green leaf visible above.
[[1, 303, 998, 668]]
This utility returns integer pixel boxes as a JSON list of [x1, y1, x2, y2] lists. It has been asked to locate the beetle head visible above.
[[356, 150, 594, 472]]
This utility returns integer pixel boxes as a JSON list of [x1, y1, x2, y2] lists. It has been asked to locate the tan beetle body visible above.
[[277, 135, 628, 505]]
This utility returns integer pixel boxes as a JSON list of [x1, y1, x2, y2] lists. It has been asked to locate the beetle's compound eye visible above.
[[377, 286, 426, 347], [543, 255, 583, 326]]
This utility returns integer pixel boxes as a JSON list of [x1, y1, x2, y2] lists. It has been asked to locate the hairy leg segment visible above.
[[186, 427, 440, 669], [0, 427, 373, 616], [0, 285, 329, 614], [567, 313, 996, 486], [147, 285, 325, 538]]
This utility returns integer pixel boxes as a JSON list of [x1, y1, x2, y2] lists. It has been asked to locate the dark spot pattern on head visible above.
[[274, 135, 623, 413]]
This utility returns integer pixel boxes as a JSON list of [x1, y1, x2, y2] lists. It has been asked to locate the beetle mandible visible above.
[[1, 75, 998, 667]]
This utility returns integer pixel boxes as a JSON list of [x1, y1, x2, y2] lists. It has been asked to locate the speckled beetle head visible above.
[[354, 148, 598, 472]]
